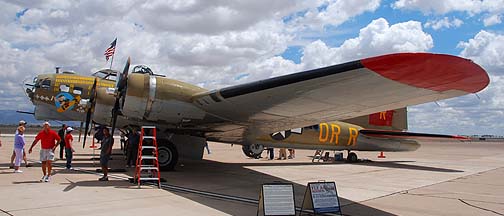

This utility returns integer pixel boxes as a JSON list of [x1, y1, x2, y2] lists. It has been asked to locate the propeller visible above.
[[78, 121, 83, 142], [83, 78, 97, 148], [110, 57, 131, 135]]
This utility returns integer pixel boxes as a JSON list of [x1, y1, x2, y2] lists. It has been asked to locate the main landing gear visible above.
[[242, 144, 264, 159], [346, 151, 358, 163]]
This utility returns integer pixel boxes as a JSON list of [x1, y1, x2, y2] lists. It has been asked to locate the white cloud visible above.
[[424, 17, 463, 30], [457, 30, 504, 71], [287, 0, 381, 31], [483, 14, 502, 26], [301, 18, 433, 69], [392, 0, 504, 15], [409, 30, 504, 135], [0, 1, 500, 136], [393, 0, 504, 26], [0, 0, 384, 111]]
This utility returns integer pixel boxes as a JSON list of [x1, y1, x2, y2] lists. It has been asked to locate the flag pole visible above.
[[109, 54, 114, 69]]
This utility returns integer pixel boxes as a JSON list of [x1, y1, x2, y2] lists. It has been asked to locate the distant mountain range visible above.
[[0, 110, 79, 126]]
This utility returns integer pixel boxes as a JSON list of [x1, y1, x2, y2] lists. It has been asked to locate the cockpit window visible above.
[[41, 79, 51, 89], [92, 69, 118, 81]]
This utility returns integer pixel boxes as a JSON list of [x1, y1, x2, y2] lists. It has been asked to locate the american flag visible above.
[[104, 38, 117, 61]]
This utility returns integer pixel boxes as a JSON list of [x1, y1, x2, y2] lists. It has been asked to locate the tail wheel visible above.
[[158, 140, 179, 171], [347, 152, 358, 163]]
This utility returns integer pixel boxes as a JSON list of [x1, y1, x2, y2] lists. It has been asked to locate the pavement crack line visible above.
[[458, 199, 504, 216], [0, 208, 14, 216], [344, 166, 503, 208]]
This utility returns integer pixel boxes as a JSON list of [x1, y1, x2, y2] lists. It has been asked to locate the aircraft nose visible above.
[[24, 76, 37, 100]]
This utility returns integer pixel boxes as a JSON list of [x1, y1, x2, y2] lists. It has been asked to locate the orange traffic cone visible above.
[[378, 151, 386, 158]]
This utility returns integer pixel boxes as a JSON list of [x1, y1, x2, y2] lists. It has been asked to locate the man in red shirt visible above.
[[29, 122, 61, 182]]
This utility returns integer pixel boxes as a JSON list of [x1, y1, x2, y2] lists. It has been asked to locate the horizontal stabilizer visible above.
[[360, 129, 469, 141]]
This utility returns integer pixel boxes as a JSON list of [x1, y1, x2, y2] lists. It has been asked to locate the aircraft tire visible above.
[[241, 144, 264, 159], [158, 140, 179, 171], [347, 152, 358, 163]]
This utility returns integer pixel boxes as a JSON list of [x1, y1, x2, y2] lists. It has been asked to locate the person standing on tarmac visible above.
[[288, 149, 296, 159], [10, 120, 32, 168], [126, 128, 140, 168], [57, 124, 67, 159], [28, 122, 61, 182], [99, 127, 113, 181], [278, 148, 287, 160], [65, 127, 75, 169], [13, 126, 26, 173]]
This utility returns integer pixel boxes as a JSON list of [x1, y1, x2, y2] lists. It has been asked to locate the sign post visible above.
[[301, 181, 342, 215], [257, 183, 296, 216]]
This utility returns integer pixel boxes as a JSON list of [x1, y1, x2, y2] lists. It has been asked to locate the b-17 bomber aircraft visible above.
[[24, 53, 489, 170]]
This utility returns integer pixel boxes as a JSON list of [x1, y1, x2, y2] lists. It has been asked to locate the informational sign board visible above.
[[301, 182, 342, 215], [257, 183, 296, 216]]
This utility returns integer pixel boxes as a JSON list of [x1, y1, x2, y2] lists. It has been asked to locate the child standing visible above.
[[65, 127, 75, 169], [13, 126, 25, 173]]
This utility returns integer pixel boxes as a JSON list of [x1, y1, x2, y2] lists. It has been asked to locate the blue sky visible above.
[[282, 0, 503, 62], [0, 0, 503, 135]]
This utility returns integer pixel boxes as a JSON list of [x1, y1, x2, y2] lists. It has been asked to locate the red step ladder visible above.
[[134, 126, 161, 188]]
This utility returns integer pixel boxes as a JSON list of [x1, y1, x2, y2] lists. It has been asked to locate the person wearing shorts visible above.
[[28, 122, 61, 182]]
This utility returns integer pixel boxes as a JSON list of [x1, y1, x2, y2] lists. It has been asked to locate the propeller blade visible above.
[[118, 57, 130, 91], [78, 121, 83, 142], [110, 57, 130, 136], [83, 78, 97, 148], [111, 100, 119, 135]]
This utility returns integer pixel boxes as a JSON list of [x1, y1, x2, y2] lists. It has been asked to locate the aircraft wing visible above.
[[193, 53, 489, 136]]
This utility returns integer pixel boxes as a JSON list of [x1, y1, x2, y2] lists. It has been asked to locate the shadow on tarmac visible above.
[[227, 160, 463, 173], [60, 178, 131, 192], [153, 159, 398, 216]]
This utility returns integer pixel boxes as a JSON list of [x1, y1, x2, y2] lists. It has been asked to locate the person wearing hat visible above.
[[28, 122, 61, 182], [10, 120, 32, 169], [64, 127, 75, 169], [13, 126, 26, 173]]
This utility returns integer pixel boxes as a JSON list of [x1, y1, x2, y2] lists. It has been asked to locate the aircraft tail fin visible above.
[[343, 107, 408, 131]]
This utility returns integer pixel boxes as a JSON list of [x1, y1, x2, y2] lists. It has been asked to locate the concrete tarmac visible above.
[[0, 136, 503, 215]]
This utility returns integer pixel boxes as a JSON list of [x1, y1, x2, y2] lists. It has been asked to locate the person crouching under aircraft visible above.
[[28, 122, 61, 182], [99, 127, 113, 181]]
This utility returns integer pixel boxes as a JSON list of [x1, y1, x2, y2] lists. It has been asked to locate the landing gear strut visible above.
[[347, 151, 358, 163]]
